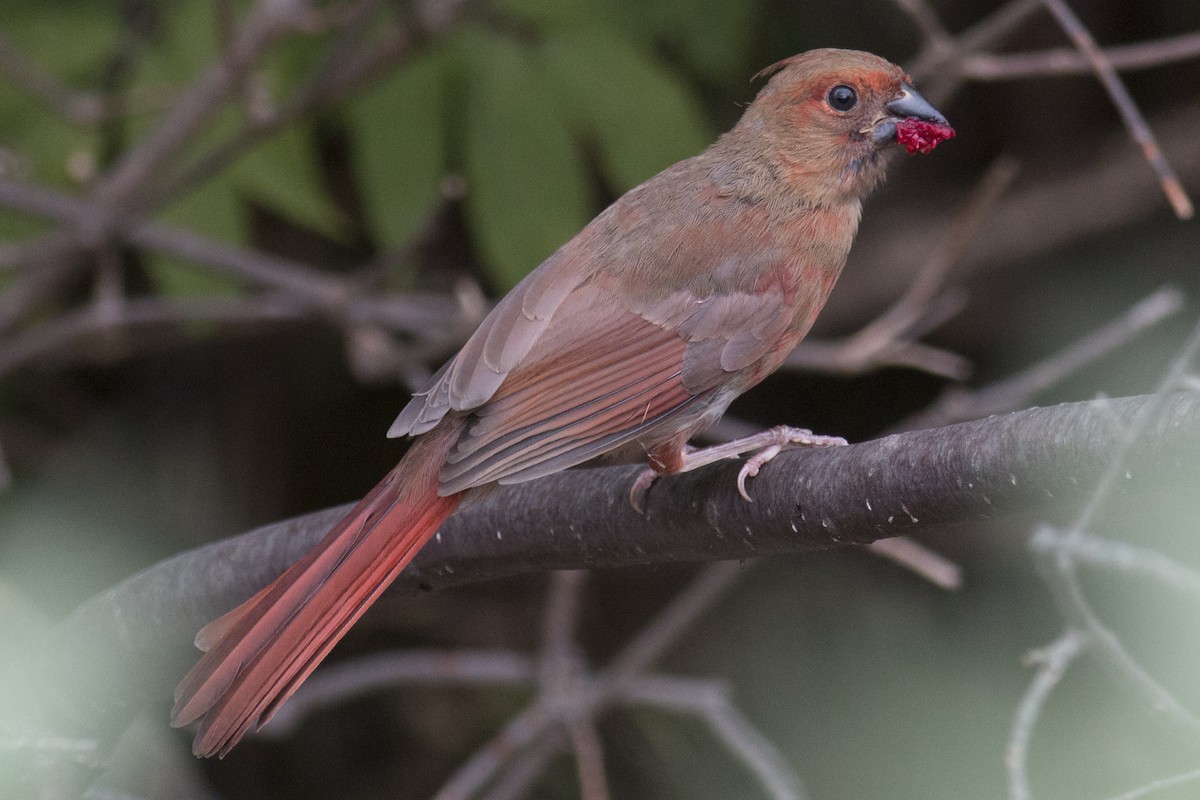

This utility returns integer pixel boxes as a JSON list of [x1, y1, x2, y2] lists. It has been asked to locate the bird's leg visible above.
[[630, 426, 847, 511]]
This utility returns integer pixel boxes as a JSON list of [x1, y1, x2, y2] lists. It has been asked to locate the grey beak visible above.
[[885, 83, 947, 125]]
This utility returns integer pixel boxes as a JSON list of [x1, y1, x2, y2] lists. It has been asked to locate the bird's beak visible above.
[[870, 83, 949, 145]]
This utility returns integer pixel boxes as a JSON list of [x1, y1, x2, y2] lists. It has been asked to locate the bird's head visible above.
[[735, 48, 953, 206]]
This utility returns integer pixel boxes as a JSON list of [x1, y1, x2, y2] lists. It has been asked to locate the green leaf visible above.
[[540, 32, 711, 192], [346, 48, 447, 249], [461, 33, 590, 289]]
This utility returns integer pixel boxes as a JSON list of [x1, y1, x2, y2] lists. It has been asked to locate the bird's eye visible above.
[[827, 85, 858, 112]]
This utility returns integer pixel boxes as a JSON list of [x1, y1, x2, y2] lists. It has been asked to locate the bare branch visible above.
[[907, 0, 1044, 99], [0, 180, 466, 339], [5, 393, 1198, 762], [0, 32, 107, 125], [1006, 630, 1086, 800], [1031, 529, 1200, 600], [566, 720, 610, 800], [259, 649, 537, 737], [889, 0, 952, 51], [620, 676, 804, 800], [787, 156, 1020, 381], [89, 0, 312, 213], [897, 286, 1185, 430], [959, 30, 1200, 80], [1039, 0, 1194, 219], [155, 0, 470, 207], [432, 705, 555, 800], [866, 537, 963, 590]]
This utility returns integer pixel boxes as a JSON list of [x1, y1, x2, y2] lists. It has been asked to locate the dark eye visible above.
[[827, 84, 857, 112]]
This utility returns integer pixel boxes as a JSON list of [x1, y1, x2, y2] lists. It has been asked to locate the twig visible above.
[[88, 0, 310, 213], [0, 231, 85, 337], [259, 649, 537, 737], [896, 285, 1185, 430], [0, 436, 10, 492], [1031, 529, 1200, 600], [1039, 0, 1194, 219], [0, 295, 309, 378], [907, 0, 1044, 101], [154, 0, 469, 207], [619, 676, 804, 800], [889, 0, 951, 51], [0, 180, 465, 336], [788, 156, 1020, 381], [866, 537, 963, 590], [540, 571, 587, 680], [566, 720, 611, 800], [1006, 630, 1086, 800], [1020, 319, 1200, 788], [477, 734, 564, 800], [0, 32, 107, 126], [959, 30, 1200, 80], [432, 703, 557, 800]]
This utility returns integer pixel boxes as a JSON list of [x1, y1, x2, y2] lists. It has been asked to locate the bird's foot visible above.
[[689, 425, 846, 502], [628, 426, 846, 511]]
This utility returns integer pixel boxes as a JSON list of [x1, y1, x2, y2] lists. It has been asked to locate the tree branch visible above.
[[2, 393, 1198, 760]]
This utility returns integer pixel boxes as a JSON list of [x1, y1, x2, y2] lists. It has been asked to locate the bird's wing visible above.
[[434, 280, 793, 494], [389, 246, 591, 438]]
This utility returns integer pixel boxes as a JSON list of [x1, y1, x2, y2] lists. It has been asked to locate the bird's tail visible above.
[[171, 420, 464, 757]]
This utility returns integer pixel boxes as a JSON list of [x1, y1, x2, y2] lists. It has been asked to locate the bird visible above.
[[171, 48, 953, 757]]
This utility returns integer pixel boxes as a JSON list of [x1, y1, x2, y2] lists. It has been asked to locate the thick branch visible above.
[[2, 394, 1198, 753]]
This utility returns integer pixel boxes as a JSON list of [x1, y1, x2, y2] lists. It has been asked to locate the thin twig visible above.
[[907, 0, 1044, 101], [897, 285, 1186, 430], [1030, 529, 1200, 600], [788, 156, 1020, 381], [0, 179, 465, 337], [1006, 630, 1086, 800], [89, 0, 310, 212], [566, 720, 611, 800], [260, 649, 537, 737], [1039, 0, 1194, 219], [1026, 319, 1200, 755], [0, 295, 308, 378], [432, 704, 556, 800], [889, 0, 952, 50], [866, 537, 963, 590], [959, 30, 1200, 80], [0, 32, 107, 125], [620, 676, 804, 800], [154, 0, 469, 207], [476, 733, 565, 800]]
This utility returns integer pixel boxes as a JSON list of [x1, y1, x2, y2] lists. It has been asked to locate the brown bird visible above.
[[172, 48, 952, 756]]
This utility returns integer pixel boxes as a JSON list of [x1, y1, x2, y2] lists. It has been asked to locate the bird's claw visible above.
[[735, 426, 848, 501], [629, 467, 659, 515], [736, 445, 780, 501]]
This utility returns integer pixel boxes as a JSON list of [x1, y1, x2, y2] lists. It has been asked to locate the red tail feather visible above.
[[172, 421, 464, 757]]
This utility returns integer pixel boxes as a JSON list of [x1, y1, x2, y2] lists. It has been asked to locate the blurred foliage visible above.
[[0, 0, 755, 291]]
